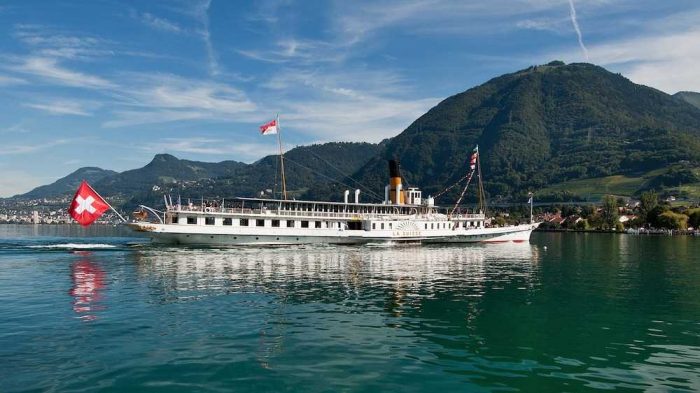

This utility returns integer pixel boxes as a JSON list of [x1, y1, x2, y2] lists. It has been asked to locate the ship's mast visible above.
[[276, 114, 288, 200], [449, 145, 479, 216], [477, 152, 486, 214]]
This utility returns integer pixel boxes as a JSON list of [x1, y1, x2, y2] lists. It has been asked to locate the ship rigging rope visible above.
[[281, 156, 385, 202], [302, 147, 385, 201], [450, 170, 476, 216], [433, 172, 471, 200]]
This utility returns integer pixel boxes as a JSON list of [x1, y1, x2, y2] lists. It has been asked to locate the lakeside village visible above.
[[0, 196, 123, 225], [532, 190, 700, 235], [2, 189, 699, 235]]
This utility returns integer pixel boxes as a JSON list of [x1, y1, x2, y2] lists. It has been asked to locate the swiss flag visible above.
[[259, 119, 278, 135], [69, 181, 110, 227]]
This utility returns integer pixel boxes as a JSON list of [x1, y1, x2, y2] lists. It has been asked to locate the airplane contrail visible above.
[[568, 0, 589, 61]]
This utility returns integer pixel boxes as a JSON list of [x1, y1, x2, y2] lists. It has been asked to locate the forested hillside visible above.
[[17, 167, 117, 199], [338, 62, 700, 203]]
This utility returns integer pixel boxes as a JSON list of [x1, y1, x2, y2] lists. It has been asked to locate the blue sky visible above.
[[1, 0, 699, 196]]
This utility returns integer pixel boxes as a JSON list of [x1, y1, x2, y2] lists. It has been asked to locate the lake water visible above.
[[1, 225, 699, 392]]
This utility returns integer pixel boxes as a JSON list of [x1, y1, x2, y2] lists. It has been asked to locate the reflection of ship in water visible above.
[[69, 252, 105, 321], [132, 243, 540, 369], [132, 244, 540, 302]]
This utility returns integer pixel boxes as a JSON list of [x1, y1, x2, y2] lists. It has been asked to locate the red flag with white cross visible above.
[[69, 181, 110, 226]]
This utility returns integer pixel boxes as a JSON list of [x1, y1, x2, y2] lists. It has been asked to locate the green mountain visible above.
[[329, 62, 700, 203], [13, 142, 380, 205], [192, 142, 381, 197], [16, 167, 117, 199], [94, 153, 247, 196], [126, 142, 380, 206], [674, 91, 700, 111]]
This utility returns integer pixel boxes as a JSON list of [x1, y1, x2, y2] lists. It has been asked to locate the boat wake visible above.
[[27, 243, 118, 250]]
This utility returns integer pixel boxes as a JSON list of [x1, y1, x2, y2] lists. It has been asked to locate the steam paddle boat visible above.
[[129, 149, 539, 246]]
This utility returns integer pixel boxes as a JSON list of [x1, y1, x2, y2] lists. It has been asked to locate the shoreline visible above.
[[536, 228, 700, 236], [3, 223, 698, 237]]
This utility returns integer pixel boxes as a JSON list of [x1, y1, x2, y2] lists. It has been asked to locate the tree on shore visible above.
[[601, 195, 619, 230], [575, 219, 589, 230], [656, 211, 688, 230], [688, 209, 700, 229], [638, 190, 658, 224], [581, 205, 595, 219]]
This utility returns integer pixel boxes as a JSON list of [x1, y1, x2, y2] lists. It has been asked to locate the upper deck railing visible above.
[[165, 205, 485, 221]]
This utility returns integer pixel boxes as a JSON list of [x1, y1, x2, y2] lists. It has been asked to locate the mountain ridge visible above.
[[17, 167, 118, 199], [13, 142, 380, 202], [319, 61, 700, 203], [674, 91, 700, 111]]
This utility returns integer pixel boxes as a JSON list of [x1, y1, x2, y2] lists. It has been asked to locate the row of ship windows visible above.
[[186, 216, 340, 229], [182, 216, 482, 230], [370, 222, 481, 230]]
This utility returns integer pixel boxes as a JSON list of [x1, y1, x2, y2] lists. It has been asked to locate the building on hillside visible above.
[[618, 215, 637, 224]]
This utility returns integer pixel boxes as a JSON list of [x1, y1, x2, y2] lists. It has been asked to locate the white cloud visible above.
[[0, 169, 51, 197], [625, 59, 700, 95], [0, 74, 27, 85], [240, 2, 586, 66], [141, 137, 278, 161], [261, 68, 407, 96], [7, 26, 117, 88], [102, 110, 208, 128], [102, 74, 257, 127], [105, 66, 436, 141], [25, 100, 94, 116], [144, 83, 254, 113], [516, 17, 569, 32], [282, 95, 438, 142], [244, 1, 285, 25], [549, 27, 700, 93], [236, 49, 288, 64], [333, 0, 606, 43], [0, 122, 30, 134], [238, 38, 346, 64], [137, 12, 184, 33], [14, 24, 113, 60], [588, 29, 700, 66], [255, 66, 440, 141], [11, 57, 115, 88], [234, 0, 619, 77], [0, 139, 68, 155]]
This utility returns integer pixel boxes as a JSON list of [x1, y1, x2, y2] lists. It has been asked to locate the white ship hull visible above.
[[129, 220, 538, 246], [129, 222, 366, 246], [426, 223, 537, 244]]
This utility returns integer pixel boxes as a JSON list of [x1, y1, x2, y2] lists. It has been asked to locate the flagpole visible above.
[[85, 181, 127, 223], [476, 146, 485, 213], [276, 114, 288, 200]]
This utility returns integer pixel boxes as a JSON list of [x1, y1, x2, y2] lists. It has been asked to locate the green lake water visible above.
[[1, 225, 699, 392]]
